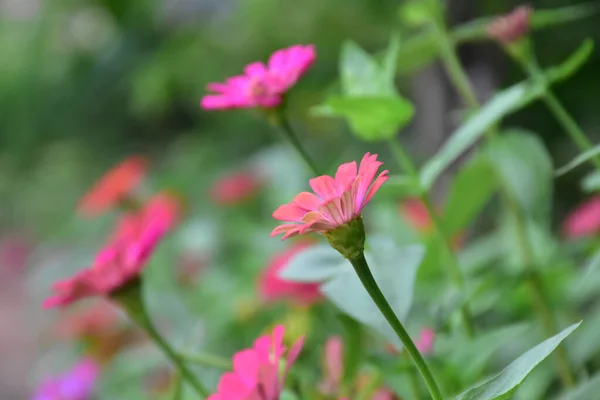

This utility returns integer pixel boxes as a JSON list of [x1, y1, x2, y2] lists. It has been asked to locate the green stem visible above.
[[430, 14, 576, 386], [348, 252, 444, 400], [272, 110, 322, 176], [113, 283, 210, 398], [388, 139, 475, 337], [179, 351, 232, 370], [172, 372, 183, 400], [543, 91, 600, 170]]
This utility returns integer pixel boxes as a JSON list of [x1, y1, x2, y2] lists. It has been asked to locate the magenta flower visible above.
[[563, 195, 600, 238], [271, 153, 389, 240], [259, 241, 322, 306], [208, 325, 304, 400], [33, 358, 98, 400], [210, 170, 263, 206], [201, 44, 315, 110], [415, 328, 436, 354], [43, 193, 180, 308]]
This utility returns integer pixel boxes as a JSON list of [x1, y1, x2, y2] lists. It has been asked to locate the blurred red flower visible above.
[[78, 156, 148, 217], [563, 195, 600, 238], [259, 241, 322, 306], [209, 171, 262, 206]]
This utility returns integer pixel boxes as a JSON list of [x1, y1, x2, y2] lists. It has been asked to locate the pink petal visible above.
[[284, 336, 305, 379], [233, 349, 260, 386], [362, 169, 389, 210], [293, 192, 323, 211], [309, 176, 338, 201], [270, 224, 301, 238], [334, 161, 357, 195], [272, 203, 307, 222], [244, 62, 267, 78]]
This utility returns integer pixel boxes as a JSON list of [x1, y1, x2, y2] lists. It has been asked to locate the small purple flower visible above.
[[33, 359, 98, 400]]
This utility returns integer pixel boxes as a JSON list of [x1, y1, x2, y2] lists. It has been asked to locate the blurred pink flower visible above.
[[208, 325, 304, 400], [415, 328, 435, 354], [487, 5, 532, 44], [370, 388, 400, 400], [259, 242, 322, 306], [43, 194, 179, 308], [0, 232, 32, 275], [55, 299, 120, 340], [319, 336, 344, 395], [400, 199, 432, 233], [201, 44, 315, 110], [210, 171, 262, 206], [563, 195, 600, 238], [271, 153, 389, 240], [33, 358, 98, 400], [78, 156, 148, 217]]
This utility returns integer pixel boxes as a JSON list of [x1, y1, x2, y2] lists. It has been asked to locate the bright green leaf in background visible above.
[[454, 322, 581, 400], [314, 37, 415, 141]]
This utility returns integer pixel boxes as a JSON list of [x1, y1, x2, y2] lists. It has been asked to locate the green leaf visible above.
[[459, 231, 505, 274], [279, 244, 346, 282], [373, 174, 422, 200], [546, 39, 594, 83], [567, 302, 600, 366], [325, 96, 415, 141], [485, 130, 553, 226], [556, 142, 600, 176], [321, 236, 424, 349], [443, 156, 497, 235], [420, 82, 545, 189], [582, 170, 600, 192], [454, 322, 581, 400], [556, 373, 600, 400], [340, 41, 395, 96]]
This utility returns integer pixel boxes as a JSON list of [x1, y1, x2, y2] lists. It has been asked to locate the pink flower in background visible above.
[[563, 195, 600, 238], [78, 156, 148, 217], [272, 153, 389, 240], [33, 358, 98, 400], [260, 242, 322, 306], [210, 171, 262, 206], [201, 44, 315, 110], [370, 388, 400, 400], [55, 299, 120, 340], [487, 5, 532, 44], [319, 336, 344, 395], [43, 194, 179, 308], [208, 325, 304, 400], [0, 232, 32, 275], [415, 328, 436, 354], [400, 199, 432, 233]]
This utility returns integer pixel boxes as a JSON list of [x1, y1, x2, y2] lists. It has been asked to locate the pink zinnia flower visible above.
[[210, 171, 262, 206], [33, 358, 98, 400], [415, 328, 436, 354], [259, 242, 322, 306], [271, 153, 389, 240], [78, 156, 148, 217], [563, 195, 600, 238], [208, 325, 304, 400], [400, 199, 432, 233], [201, 45, 316, 110], [319, 336, 344, 395], [43, 194, 179, 308], [487, 5, 532, 44]]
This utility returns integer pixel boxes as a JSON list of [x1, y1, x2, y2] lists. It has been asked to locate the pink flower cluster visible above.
[[272, 153, 389, 240], [209, 325, 304, 400], [259, 241, 322, 306], [43, 194, 180, 308], [563, 195, 600, 238], [33, 358, 98, 400], [201, 45, 315, 110]]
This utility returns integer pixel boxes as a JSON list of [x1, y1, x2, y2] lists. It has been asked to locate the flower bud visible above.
[[487, 6, 532, 45]]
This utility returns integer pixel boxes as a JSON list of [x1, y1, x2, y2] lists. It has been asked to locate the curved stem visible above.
[[272, 110, 322, 176], [388, 139, 475, 337], [348, 252, 444, 400], [178, 351, 232, 370], [429, 13, 576, 386], [136, 309, 211, 398]]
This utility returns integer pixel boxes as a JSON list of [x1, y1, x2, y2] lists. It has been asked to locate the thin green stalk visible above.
[[172, 372, 183, 400], [430, 15, 577, 387], [136, 310, 211, 398], [519, 57, 600, 170], [348, 252, 444, 400], [272, 111, 322, 176], [179, 351, 232, 370], [389, 139, 475, 337]]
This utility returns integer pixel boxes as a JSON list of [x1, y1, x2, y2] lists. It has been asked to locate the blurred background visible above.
[[1, 0, 599, 398]]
